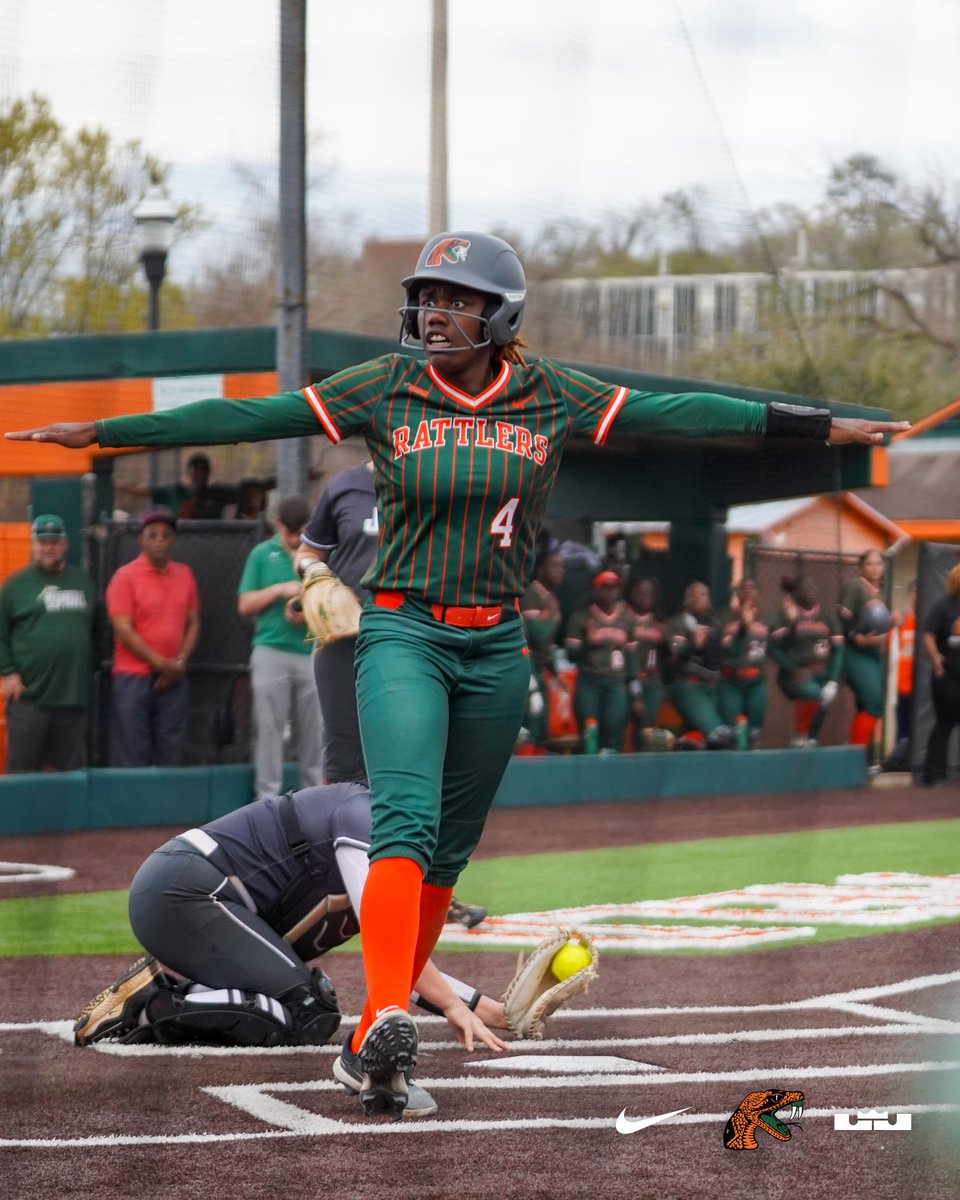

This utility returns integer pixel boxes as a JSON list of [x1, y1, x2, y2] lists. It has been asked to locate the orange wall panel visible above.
[[0, 373, 280, 477], [0, 380, 153, 475]]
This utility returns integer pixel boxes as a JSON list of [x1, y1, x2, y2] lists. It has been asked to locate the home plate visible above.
[[466, 1055, 662, 1073]]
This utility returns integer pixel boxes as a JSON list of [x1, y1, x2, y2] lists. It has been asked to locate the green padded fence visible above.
[[0, 749, 864, 836]]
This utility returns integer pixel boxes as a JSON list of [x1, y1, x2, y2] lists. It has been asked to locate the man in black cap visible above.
[[0, 515, 102, 772], [104, 510, 200, 766]]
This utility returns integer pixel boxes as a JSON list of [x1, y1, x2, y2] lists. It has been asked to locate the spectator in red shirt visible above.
[[105, 510, 200, 766]]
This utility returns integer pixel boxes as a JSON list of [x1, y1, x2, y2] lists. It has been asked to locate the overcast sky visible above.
[[2, 0, 957, 274]]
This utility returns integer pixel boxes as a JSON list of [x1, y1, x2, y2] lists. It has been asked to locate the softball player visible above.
[[769, 575, 845, 745], [565, 569, 637, 752], [73, 782, 508, 1119], [664, 581, 731, 748], [517, 539, 564, 749], [717, 579, 770, 747], [626, 577, 669, 744], [838, 548, 889, 755], [300, 460, 488, 930], [7, 229, 908, 1120]]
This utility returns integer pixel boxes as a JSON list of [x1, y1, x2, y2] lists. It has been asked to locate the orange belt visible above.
[[374, 589, 515, 628]]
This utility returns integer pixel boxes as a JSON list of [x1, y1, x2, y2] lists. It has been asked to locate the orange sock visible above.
[[796, 701, 818, 737], [850, 712, 878, 747], [351, 856, 423, 1053], [409, 883, 455, 993]]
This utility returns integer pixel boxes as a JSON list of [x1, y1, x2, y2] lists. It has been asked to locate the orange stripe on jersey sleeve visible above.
[[301, 384, 342, 444], [594, 387, 628, 445]]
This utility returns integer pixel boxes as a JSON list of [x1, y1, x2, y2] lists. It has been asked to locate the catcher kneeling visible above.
[[74, 781, 598, 1119]]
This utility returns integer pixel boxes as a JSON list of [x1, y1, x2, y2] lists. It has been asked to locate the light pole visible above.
[[133, 180, 177, 488], [133, 180, 177, 331]]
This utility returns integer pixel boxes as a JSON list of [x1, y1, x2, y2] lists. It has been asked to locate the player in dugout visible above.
[[7, 229, 907, 1120]]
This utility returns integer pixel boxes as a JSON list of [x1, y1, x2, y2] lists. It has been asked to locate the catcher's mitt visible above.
[[299, 563, 362, 647], [501, 926, 598, 1039]]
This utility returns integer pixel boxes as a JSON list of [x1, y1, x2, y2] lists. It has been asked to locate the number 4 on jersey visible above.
[[490, 497, 520, 548]]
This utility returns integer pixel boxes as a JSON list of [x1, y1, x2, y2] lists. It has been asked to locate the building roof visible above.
[[726, 492, 904, 538], [859, 441, 959, 521], [893, 396, 960, 442]]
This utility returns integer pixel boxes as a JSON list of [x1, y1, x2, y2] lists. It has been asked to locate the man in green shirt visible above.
[[237, 495, 324, 798], [0, 514, 101, 772]]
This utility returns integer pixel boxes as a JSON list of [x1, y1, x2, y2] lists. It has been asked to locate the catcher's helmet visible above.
[[858, 597, 892, 635], [400, 231, 527, 348]]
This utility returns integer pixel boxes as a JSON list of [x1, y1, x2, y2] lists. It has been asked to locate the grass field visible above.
[[3, 818, 958, 957]]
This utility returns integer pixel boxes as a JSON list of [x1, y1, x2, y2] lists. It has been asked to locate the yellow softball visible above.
[[550, 940, 591, 981]]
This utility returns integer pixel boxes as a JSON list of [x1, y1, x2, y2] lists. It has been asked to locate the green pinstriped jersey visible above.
[[97, 352, 767, 607]]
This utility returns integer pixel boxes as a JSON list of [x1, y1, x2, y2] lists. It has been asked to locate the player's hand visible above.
[[931, 652, 945, 678], [284, 597, 305, 626], [782, 598, 799, 623], [1, 673, 25, 702], [5, 421, 99, 448], [826, 418, 910, 445], [443, 998, 508, 1053]]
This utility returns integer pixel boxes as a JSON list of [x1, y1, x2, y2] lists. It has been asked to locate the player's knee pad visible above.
[[280, 967, 341, 1045], [134, 984, 298, 1047]]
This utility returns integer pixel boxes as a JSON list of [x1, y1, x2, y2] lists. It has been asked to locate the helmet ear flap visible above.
[[401, 287, 421, 343]]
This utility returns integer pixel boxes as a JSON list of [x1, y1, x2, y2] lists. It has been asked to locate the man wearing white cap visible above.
[[0, 514, 101, 772]]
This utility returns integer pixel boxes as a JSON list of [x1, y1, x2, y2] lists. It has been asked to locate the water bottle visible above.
[[734, 715, 749, 751], [583, 718, 599, 755]]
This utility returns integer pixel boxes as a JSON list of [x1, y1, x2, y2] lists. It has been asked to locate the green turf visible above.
[[1, 818, 957, 957]]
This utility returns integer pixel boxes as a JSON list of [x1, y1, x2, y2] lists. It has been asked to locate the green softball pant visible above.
[[666, 680, 724, 737], [641, 679, 664, 727], [354, 599, 530, 888], [843, 645, 885, 717], [574, 673, 629, 751], [777, 668, 831, 739], [520, 662, 550, 747], [717, 678, 768, 734]]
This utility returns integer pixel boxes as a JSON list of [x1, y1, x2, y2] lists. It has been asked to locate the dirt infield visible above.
[[2, 781, 959, 1199]]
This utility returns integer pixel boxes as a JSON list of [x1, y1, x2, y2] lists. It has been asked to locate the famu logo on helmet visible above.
[[425, 238, 471, 267]]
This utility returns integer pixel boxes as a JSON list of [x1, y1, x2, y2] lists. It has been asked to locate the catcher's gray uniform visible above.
[[124, 782, 481, 1042], [128, 782, 369, 997], [301, 463, 379, 783]]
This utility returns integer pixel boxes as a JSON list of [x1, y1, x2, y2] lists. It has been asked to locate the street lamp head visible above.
[[133, 183, 177, 256]]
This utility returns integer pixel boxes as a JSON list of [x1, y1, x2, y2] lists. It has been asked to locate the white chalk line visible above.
[[3, 1102, 959, 1148], [5, 1021, 957, 1058]]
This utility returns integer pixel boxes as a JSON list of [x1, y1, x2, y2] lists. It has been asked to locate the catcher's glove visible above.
[[501, 927, 598, 1039], [299, 563, 362, 647]]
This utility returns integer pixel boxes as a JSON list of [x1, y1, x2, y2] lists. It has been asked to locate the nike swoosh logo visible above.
[[615, 1107, 691, 1134]]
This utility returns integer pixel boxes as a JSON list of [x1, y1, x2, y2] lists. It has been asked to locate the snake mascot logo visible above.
[[723, 1089, 805, 1150], [425, 237, 471, 267]]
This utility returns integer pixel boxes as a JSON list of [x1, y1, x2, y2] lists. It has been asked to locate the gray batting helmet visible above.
[[400, 231, 527, 348]]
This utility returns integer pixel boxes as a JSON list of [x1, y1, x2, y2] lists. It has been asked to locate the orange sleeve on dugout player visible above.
[[593, 387, 628, 445], [301, 384, 342, 444]]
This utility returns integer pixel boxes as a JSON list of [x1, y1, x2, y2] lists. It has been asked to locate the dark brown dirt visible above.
[[1, 781, 958, 1199]]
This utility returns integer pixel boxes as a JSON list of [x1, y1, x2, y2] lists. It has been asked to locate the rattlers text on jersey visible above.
[[97, 354, 766, 608]]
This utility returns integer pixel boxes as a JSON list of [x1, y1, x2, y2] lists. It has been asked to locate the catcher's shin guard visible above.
[[130, 968, 341, 1047], [282, 967, 342, 1044]]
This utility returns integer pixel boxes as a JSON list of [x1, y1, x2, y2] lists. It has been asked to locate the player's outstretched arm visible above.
[[826, 417, 910, 444], [414, 959, 508, 1052], [5, 421, 98, 447]]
